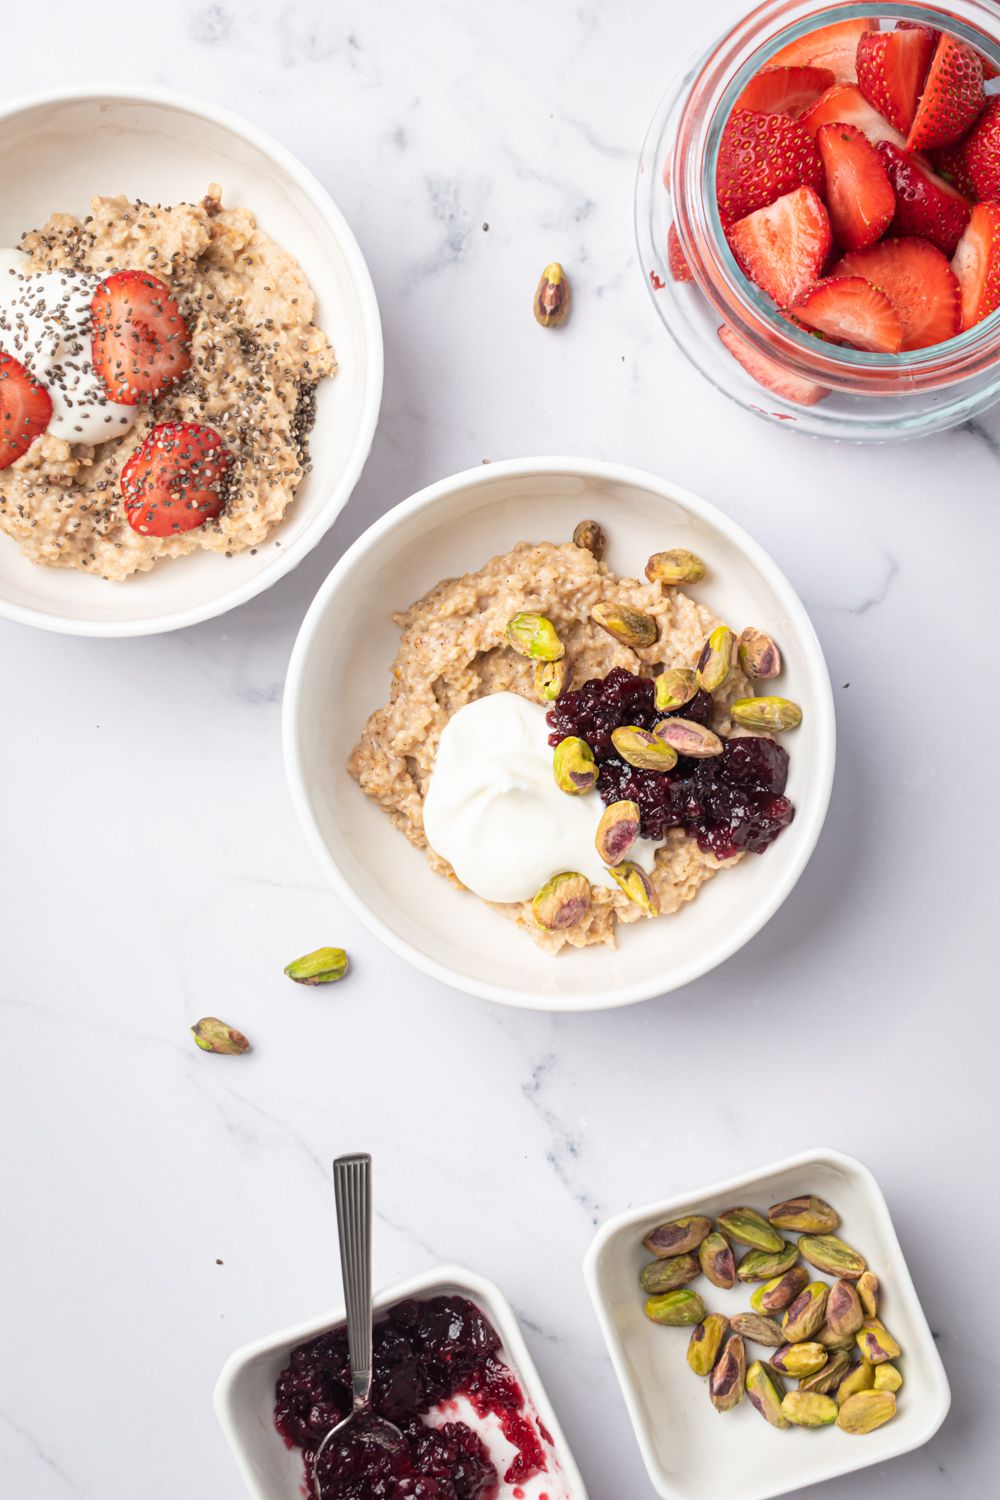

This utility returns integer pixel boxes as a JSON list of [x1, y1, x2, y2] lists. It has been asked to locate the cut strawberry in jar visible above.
[[957, 96, 1000, 201], [716, 108, 825, 222], [791, 275, 904, 353], [717, 323, 828, 407], [816, 123, 895, 251], [768, 16, 877, 84], [800, 83, 907, 147], [856, 25, 936, 136], [91, 270, 191, 404], [728, 185, 832, 306], [834, 237, 961, 350], [120, 420, 232, 536], [668, 223, 693, 282], [0, 352, 52, 469], [735, 65, 834, 120], [951, 200, 1000, 329], [906, 33, 986, 153], [876, 141, 971, 258]]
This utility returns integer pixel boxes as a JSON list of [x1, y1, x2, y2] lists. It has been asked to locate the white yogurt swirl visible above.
[[0, 248, 136, 445], [422, 692, 658, 904]]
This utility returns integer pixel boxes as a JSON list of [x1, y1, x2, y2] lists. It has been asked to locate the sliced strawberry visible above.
[[906, 34, 985, 152], [951, 200, 1000, 330], [856, 26, 935, 135], [717, 323, 828, 406], [728, 185, 832, 306], [716, 108, 825, 223], [958, 96, 1000, 200], [817, 123, 895, 251], [932, 139, 981, 200], [0, 352, 52, 469], [800, 83, 907, 147], [876, 141, 971, 256], [668, 223, 693, 282], [91, 271, 191, 405], [834, 237, 960, 348], [735, 66, 834, 120], [769, 17, 877, 84], [120, 421, 232, 536], [790, 275, 904, 351]]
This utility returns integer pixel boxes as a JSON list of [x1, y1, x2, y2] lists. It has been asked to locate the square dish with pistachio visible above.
[[348, 520, 803, 953]]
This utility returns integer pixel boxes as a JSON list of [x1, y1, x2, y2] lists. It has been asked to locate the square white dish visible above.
[[215, 1263, 588, 1500], [583, 1147, 950, 1500]]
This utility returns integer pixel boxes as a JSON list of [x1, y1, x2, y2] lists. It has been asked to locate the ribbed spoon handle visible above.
[[333, 1153, 373, 1410]]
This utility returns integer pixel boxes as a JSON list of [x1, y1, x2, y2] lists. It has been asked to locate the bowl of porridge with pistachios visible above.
[[284, 459, 836, 1010]]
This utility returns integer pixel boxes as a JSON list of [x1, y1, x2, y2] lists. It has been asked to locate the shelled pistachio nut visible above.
[[738, 627, 782, 680], [699, 1231, 736, 1290], [730, 1313, 785, 1348], [652, 717, 723, 759], [609, 860, 659, 915], [687, 1313, 729, 1376], [856, 1318, 901, 1364], [553, 736, 598, 794], [595, 800, 640, 865], [645, 549, 706, 586], [533, 262, 570, 327], [836, 1360, 876, 1404], [696, 626, 736, 693], [751, 1266, 810, 1314], [283, 947, 349, 985], [797, 1349, 851, 1395], [639, 1253, 701, 1295], [572, 518, 605, 560], [782, 1282, 830, 1344], [826, 1278, 864, 1338], [781, 1391, 838, 1428], [836, 1390, 896, 1434], [531, 872, 592, 931], [610, 725, 677, 771], [645, 1288, 707, 1327], [798, 1234, 867, 1279], [591, 601, 658, 649], [654, 668, 698, 713], [746, 1360, 788, 1428], [644, 1215, 713, 1257], [716, 1207, 784, 1253], [709, 1334, 746, 1412], [535, 657, 568, 703], [731, 696, 802, 732], [874, 1363, 903, 1393], [816, 1321, 856, 1351], [771, 1342, 828, 1378], [191, 1017, 250, 1055], [767, 1195, 840, 1234], [505, 611, 564, 661], [857, 1271, 880, 1319], [737, 1241, 799, 1282]]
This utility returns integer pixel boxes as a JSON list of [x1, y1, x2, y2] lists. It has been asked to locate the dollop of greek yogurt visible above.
[[0, 248, 136, 444], [422, 691, 659, 904]]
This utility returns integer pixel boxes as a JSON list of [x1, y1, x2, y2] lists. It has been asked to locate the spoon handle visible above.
[[333, 1153, 373, 1411]]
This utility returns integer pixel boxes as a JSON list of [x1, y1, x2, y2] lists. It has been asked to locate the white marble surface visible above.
[[1, 2, 998, 1498]]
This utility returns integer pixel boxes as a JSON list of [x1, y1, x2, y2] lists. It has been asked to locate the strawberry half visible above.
[[717, 108, 825, 223], [735, 66, 834, 120], [951, 200, 1000, 330], [717, 323, 828, 407], [817, 123, 895, 251], [668, 223, 694, 282], [0, 352, 52, 469], [957, 96, 1000, 201], [800, 83, 907, 147], [728, 185, 832, 306], [120, 421, 232, 536], [876, 141, 971, 257], [91, 271, 191, 405], [790, 275, 904, 351], [856, 25, 935, 135], [834, 237, 960, 348], [768, 17, 877, 84], [906, 34, 985, 152]]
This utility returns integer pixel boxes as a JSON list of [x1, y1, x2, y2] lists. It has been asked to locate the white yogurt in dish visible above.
[[0, 248, 136, 444], [422, 691, 658, 903]]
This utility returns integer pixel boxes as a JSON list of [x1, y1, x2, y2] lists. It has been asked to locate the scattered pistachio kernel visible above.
[[192, 1018, 250, 1055], [533, 262, 570, 327], [284, 947, 349, 985]]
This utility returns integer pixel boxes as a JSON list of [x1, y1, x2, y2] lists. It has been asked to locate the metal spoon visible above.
[[313, 1154, 404, 1496]]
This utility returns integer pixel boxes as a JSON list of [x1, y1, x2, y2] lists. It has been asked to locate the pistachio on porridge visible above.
[[731, 696, 804, 732], [646, 548, 707, 585], [696, 625, 737, 693], [595, 800, 641, 866], [609, 860, 659, 915], [552, 735, 598, 794], [532, 871, 592, 931], [591, 600, 659, 649], [654, 667, 698, 712], [572, 517, 605, 559], [739, 626, 783, 680]]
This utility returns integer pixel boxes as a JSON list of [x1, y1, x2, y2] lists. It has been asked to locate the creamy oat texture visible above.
[[0, 185, 335, 579], [349, 539, 754, 952]]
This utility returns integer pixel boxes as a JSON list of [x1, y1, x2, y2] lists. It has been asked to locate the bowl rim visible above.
[[0, 82, 383, 638], [213, 1260, 589, 1500], [282, 455, 836, 1011], [582, 1145, 953, 1500]]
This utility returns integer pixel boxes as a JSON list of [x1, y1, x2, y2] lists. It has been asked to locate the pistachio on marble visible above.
[[653, 717, 724, 758], [191, 1017, 250, 1055], [654, 667, 698, 713], [610, 725, 678, 772], [687, 1313, 729, 1376], [531, 871, 592, 931], [709, 1333, 746, 1412], [767, 1195, 840, 1234], [699, 1231, 736, 1289], [595, 800, 641, 865], [572, 518, 605, 560], [826, 1279, 864, 1339], [639, 1253, 701, 1295], [609, 860, 659, 915], [643, 1215, 713, 1257], [645, 1288, 707, 1326], [751, 1266, 809, 1314], [836, 1390, 897, 1434], [535, 657, 568, 703], [283, 947, 349, 985], [781, 1391, 838, 1428], [738, 627, 782, 680], [746, 1360, 788, 1428], [717, 1207, 784, 1253], [552, 736, 598, 794], [696, 626, 736, 693], [505, 611, 565, 661], [798, 1234, 867, 1280], [645, 549, 706, 586], [591, 601, 659, 649], [782, 1282, 830, 1344], [730, 1313, 785, 1348], [534, 261, 571, 327], [730, 696, 803, 732]]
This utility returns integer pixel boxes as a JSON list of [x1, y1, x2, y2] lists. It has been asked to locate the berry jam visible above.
[[274, 1296, 549, 1499], [546, 666, 794, 859]]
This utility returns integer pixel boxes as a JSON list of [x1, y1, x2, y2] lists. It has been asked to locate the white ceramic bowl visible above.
[[283, 457, 835, 1010], [214, 1263, 588, 1500], [0, 86, 382, 636], [583, 1147, 951, 1500]]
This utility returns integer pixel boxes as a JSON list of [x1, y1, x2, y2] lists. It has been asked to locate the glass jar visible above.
[[636, 1, 1000, 440]]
